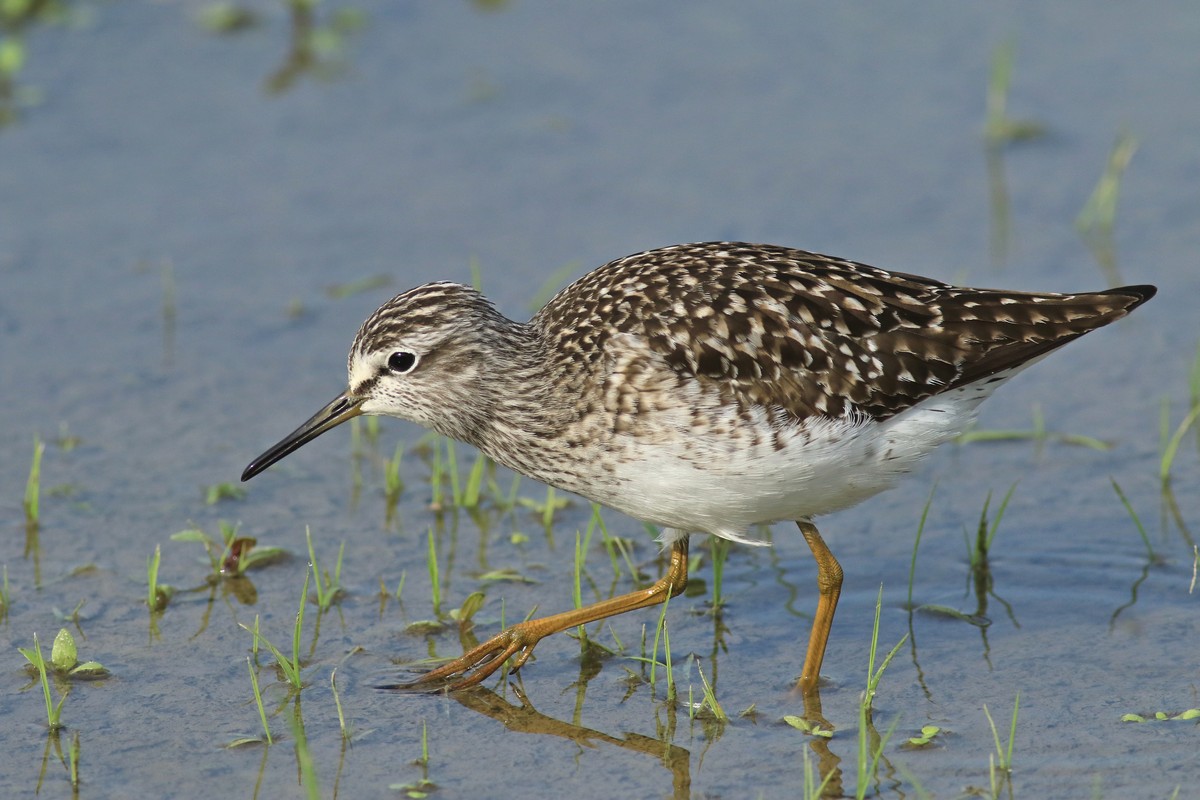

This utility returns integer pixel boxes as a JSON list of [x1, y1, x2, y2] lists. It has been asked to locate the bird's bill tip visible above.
[[241, 390, 364, 481]]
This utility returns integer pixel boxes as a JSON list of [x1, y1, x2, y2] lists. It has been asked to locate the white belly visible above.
[[597, 385, 993, 545]]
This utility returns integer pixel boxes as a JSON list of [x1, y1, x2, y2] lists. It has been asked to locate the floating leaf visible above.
[[69, 661, 110, 679], [478, 568, 538, 584], [51, 629, 77, 672]]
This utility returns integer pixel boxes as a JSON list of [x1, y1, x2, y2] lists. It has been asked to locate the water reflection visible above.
[[451, 684, 694, 799], [982, 39, 1048, 268], [263, 1, 364, 95], [1076, 133, 1138, 287]]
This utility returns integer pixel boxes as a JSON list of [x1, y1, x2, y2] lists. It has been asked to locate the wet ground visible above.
[[1, 2, 1198, 798]]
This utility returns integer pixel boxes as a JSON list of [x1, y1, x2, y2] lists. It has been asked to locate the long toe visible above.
[[406, 625, 540, 690]]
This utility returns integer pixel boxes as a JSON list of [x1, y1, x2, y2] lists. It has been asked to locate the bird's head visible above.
[[242, 282, 512, 481]]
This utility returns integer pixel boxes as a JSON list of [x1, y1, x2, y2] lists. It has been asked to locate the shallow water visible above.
[[2, 2, 1198, 798]]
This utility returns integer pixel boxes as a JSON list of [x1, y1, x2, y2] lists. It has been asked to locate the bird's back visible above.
[[536, 242, 1155, 425]]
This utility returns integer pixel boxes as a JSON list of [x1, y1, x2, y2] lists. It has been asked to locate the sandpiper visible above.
[[242, 242, 1154, 693]]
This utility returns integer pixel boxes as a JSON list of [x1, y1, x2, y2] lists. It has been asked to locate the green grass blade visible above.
[[430, 442, 443, 509], [293, 567, 310, 681], [1111, 478, 1155, 560], [542, 486, 557, 530], [1077, 132, 1138, 238], [573, 530, 587, 640], [1160, 404, 1200, 484], [306, 526, 324, 608], [908, 485, 937, 609], [19, 633, 64, 729], [426, 528, 441, 615], [331, 668, 348, 740], [526, 261, 580, 312], [24, 436, 45, 523], [247, 657, 272, 744], [463, 452, 486, 508], [985, 482, 1018, 549], [445, 439, 462, 505]]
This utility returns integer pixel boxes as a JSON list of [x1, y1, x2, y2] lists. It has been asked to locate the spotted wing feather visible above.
[[537, 242, 1155, 423]]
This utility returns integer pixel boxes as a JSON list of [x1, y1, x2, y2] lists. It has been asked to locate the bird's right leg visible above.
[[406, 537, 691, 690]]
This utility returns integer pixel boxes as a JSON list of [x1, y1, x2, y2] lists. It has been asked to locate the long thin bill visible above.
[[241, 390, 364, 481]]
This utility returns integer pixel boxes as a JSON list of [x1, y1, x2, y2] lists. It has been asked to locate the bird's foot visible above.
[[402, 623, 543, 691]]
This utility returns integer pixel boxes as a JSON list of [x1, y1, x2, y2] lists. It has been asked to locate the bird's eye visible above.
[[387, 351, 418, 374]]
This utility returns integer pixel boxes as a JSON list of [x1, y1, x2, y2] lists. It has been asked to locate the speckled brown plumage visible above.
[[534, 242, 1152, 422], [243, 241, 1155, 692]]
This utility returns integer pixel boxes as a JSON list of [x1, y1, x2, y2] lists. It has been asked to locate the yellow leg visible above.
[[797, 520, 843, 694], [410, 537, 691, 690]]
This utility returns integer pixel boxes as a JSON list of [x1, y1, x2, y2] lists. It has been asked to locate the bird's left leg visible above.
[[797, 519, 843, 694]]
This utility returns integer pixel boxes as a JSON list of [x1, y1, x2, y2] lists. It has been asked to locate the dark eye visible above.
[[387, 351, 418, 374]]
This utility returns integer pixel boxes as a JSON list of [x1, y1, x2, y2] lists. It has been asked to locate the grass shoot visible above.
[[965, 485, 1017, 575], [983, 693, 1020, 794], [239, 568, 311, 691], [463, 451, 487, 508], [306, 526, 344, 611], [146, 544, 174, 611], [1076, 132, 1138, 240], [0, 564, 9, 622], [426, 529, 441, 616], [331, 668, 348, 740], [172, 521, 284, 577], [709, 536, 729, 610], [247, 656, 272, 744], [660, 615, 675, 700], [572, 530, 588, 643], [525, 260, 581, 313], [1110, 479, 1157, 562], [384, 442, 404, 521], [907, 485, 937, 610], [24, 435, 45, 527], [429, 438, 488, 509], [448, 592, 486, 630], [325, 274, 390, 299], [1189, 341, 1200, 412], [54, 422, 82, 451], [444, 439, 462, 504], [204, 482, 246, 504], [518, 486, 566, 532], [692, 657, 727, 722], [429, 442, 444, 510], [984, 39, 1046, 144], [863, 585, 908, 716], [956, 404, 1110, 449], [852, 589, 907, 799], [390, 720, 437, 797], [639, 592, 675, 697], [1158, 401, 1200, 487], [18, 632, 67, 730]]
